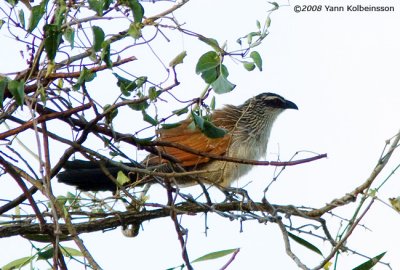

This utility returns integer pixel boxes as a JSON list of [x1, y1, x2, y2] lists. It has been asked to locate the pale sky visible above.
[[1, 0, 400, 269]]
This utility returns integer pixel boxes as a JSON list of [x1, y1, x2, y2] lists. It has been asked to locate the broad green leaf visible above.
[[128, 99, 149, 111], [192, 248, 239, 263], [63, 27, 75, 48], [0, 76, 9, 108], [169, 51, 187, 67], [128, 0, 144, 23], [43, 24, 62, 61], [0, 19, 4, 29], [198, 36, 220, 51], [195, 51, 220, 74], [113, 73, 137, 95], [73, 68, 96, 90], [88, 0, 104, 16], [191, 112, 227, 139], [128, 22, 142, 39], [18, 9, 25, 29], [135, 76, 147, 88], [202, 120, 227, 138], [28, 3, 45, 32], [352, 252, 386, 270], [200, 67, 218, 84], [117, 171, 130, 186], [1, 256, 33, 270], [288, 232, 323, 256], [8, 79, 25, 106], [142, 110, 158, 126], [148, 86, 161, 100], [211, 74, 236, 94], [250, 51, 263, 71], [92, 26, 105, 52], [243, 61, 255, 71]]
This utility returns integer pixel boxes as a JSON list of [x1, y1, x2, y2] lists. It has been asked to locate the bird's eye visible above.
[[263, 97, 285, 108]]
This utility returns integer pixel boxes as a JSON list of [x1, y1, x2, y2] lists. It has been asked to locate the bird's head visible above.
[[251, 92, 298, 111]]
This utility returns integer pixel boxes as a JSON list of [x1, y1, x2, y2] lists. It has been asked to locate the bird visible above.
[[57, 92, 298, 192]]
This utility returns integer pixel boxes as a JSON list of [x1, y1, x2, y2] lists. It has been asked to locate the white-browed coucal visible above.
[[57, 92, 298, 191]]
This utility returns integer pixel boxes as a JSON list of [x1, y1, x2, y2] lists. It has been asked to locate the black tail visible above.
[[57, 160, 134, 192]]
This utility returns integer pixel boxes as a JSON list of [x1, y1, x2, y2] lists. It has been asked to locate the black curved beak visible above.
[[285, 100, 298, 110]]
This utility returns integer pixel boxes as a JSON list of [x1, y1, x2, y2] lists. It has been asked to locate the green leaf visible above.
[[265, 16, 272, 28], [202, 120, 227, 138], [1, 256, 33, 270], [200, 67, 218, 84], [161, 123, 181, 129], [191, 112, 227, 139], [135, 76, 147, 88], [56, 195, 68, 206], [72, 68, 96, 90], [63, 27, 75, 48], [101, 41, 112, 68], [128, 99, 149, 111], [128, 22, 142, 39], [198, 36, 220, 51], [18, 9, 25, 29], [88, 0, 104, 16], [148, 86, 161, 100], [192, 248, 239, 263], [172, 106, 188, 116], [210, 96, 216, 110], [0, 19, 5, 30], [60, 246, 83, 257], [117, 171, 130, 186], [169, 51, 187, 67], [92, 26, 105, 52], [37, 247, 54, 260], [191, 111, 204, 130], [142, 110, 158, 126], [211, 74, 236, 94], [352, 252, 386, 270], [128, 0, 144, 23], [250, 51, 262, 71], [113, 73, 137, 95], [243, 61, 255, 71], [288, 232, 323, 256], [0, 76, 9, 108], [8, 79, 25, 106], [28, 2, 46, 32], [43, 24, 62, 61], [103, 104, 118, 124], [195, 51, 220, 74], [269, 2, 280, 11], [54, 2, 66, 27]]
